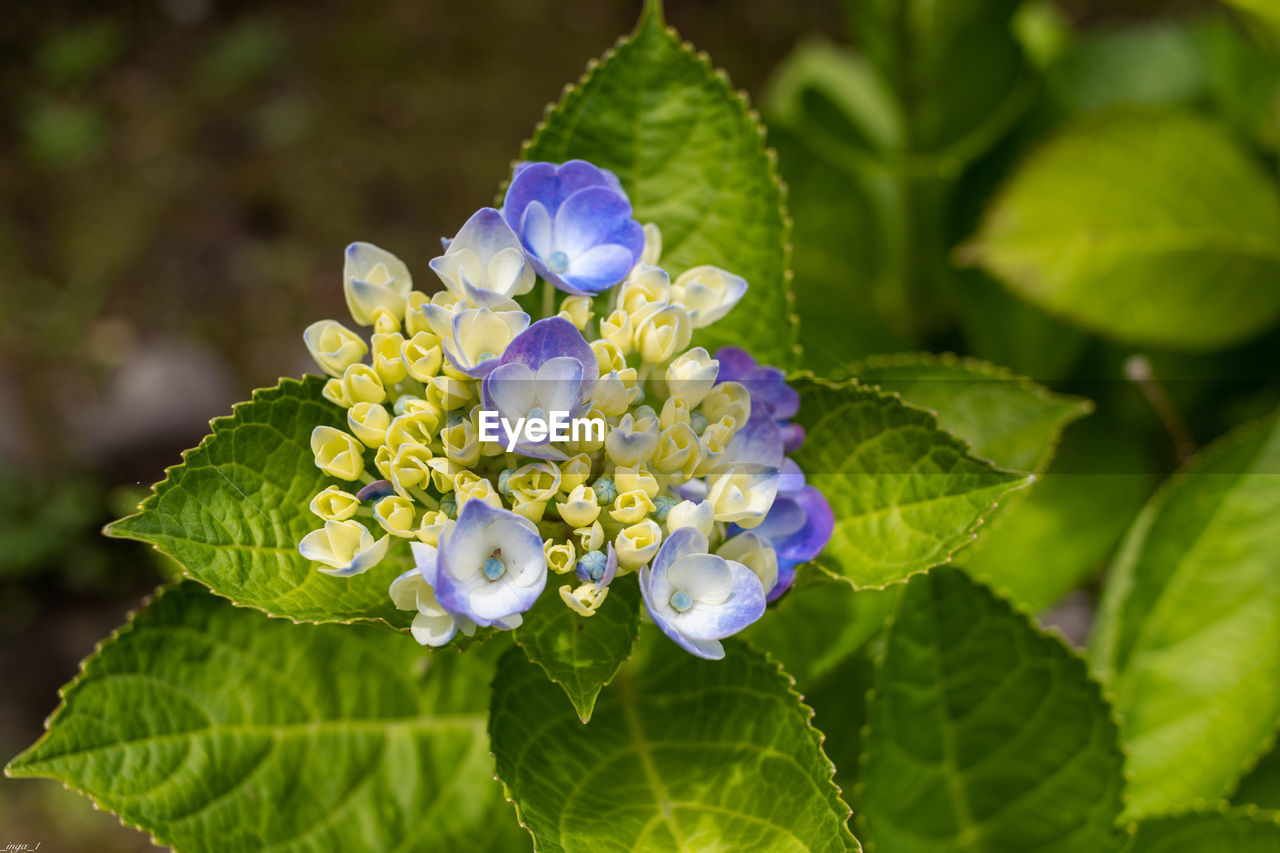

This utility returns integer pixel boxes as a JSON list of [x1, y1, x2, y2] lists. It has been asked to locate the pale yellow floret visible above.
[[558, 454, 593, 494], [702, 381, 751, 427], [558, 295, 593, 330], [575, 520, 605, 552], [348, 401, 391, 448], [666, 348, 719, 407], [544, 539, 577, 574], [311, 426, 365, 481], [599, 309, 634, 355], [303, 320, 368, 378], [590, 339, 626, 374], [341, 364, 386, 406], [614, 465, 659, 499], [371, 332, 408, 385], [416, 510, 450, 546], [388, 444, 433, 496], [560, 582, 609, 616], [402, 331, 444, 381], [615, 519, 662, 569], [310, 486, 360, 521], [635, 305, 692, 364], [557, 484, 601, 528], [374, 495, 418, 537], [610, 489, 656, 524]]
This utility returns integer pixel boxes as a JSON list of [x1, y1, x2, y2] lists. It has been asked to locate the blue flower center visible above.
[[670, 590, 693, 612], [528, 406, 547, 423], [478, 351, 497, 363], [483, 556, 506, 581], [547, 250, 570, 273]]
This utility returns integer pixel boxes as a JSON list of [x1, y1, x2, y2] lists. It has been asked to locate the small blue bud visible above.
[[633, 404, 657, 422], [578, 550, 608, 582], [497, 468, 514, 496], [438, 494, 458, 519], [689, 411, 708, 433], [670, 590, 693, 612], [447, 411, 466, 428], [652, 495, 677, 523], [592, 477, 618, 505], [482, 556, 506, 580]]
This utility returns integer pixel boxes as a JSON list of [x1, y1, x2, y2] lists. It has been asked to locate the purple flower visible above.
[[639, 527, 766, 660], [481, 318, 599, 459], [432, 500, 547, 629], [501, 160, 645, 296]]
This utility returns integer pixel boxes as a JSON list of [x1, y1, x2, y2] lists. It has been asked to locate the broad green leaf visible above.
[[513, 580, 641, 723], [804, 645, 879, 804], [1222, 0, 1280, 44], [106, 376, 411, 629], [850, 353, 1092, 474], [859, 568, 1127, 853], [847, 0, 1035, 163], [489, 630, 859, 852], [1092, 410, 1280, 818], [1235, 741, 1280, 810], [744, 573, 898, 688], [1130, 811, 1280, 852], [1046, 24, 1207, 114], [793, 377, 1030, 588], [966, 108, 1280, 351], [520, 0, 795, 368], [5, 581, 525, 852], [961, 417, 1153, 612]]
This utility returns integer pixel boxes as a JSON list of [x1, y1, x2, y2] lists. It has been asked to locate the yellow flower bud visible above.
[[666, 347, 719, 407], [575, 520, 605, 552], [322, 378, 350, 408], [556, 484, 601, 528], [310, 485, 360, 521], [512, 497, 547, 524], [389, 444, 433, 495], [442, 418, 480, 466], [620, 264, 670, 324], [402, 331, 444, 381], [659, 395, 691, 429], [564, 405, 608, 454], [718, 532, 779, 595], [600, 309, 633, 355], [509, 461, 562, 504], [416, 510, 451, 546], [374, 444, 395, 480], [559, 453, 593, 495], [590, 339, 626, 374], [653, 423, 699, 476], [694, 420, 734, 476], [545, 539, 577, 575], [454, 469, 484, 494], [670, 265, 748, 328], [558, 295, 593, 330], [373, 495, 417, 538], [299, 519, 389, 575], [344, 242, 412, 326], [560, 582, 609, 616], [707, 464, 779, 528], [304, 320, 368, 378], [457, 477, 503, 510], [641, 222, 662, 266], [427, 457, 462, 492], [371, 332, 408, 385], [605, 412, 660, 468], [311, 426, 365, 481], [635, 304, 691, 364], [614, 465, 660, 499], [341, 363, 386, 406], [702, 381, 751, 427], [404, 291, 432, 336], [615, 519, 662, 569], [385, 410, 440, 452], [371, 308, 400, 336], [665, 499, 715, 538], [610, 489, 656, 524], [347, 402, 391, 448], [427, 374, 474, 411], [592, 368, 639, 417]]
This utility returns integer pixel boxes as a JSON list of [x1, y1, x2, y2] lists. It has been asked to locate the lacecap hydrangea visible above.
[[298, 159, 833, 660]]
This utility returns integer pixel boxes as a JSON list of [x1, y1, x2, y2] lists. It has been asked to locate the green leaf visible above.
[[106, 376, 411, 630], [489, 630, 859, 852], [961, 416, 1153, 612], [1046, 23, 1207, 114], [744, 573, 898, 688], [966, 108, 1280, 351], [1235, 740, 1280, 810], [6, 581, 526, 852], [859, 568, 1127, 853], [1091, 410, 1280, 818], [1130, 811, 1280, 852], [850, 353, 1092, 474], [513, 579, 641, 723], [520, 0, 796, 368], [793, 376, 1030, 588], [846, 0, 1034, 162]]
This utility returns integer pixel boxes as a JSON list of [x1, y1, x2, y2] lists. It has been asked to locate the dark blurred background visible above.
[[0, 0, 1242, 846]]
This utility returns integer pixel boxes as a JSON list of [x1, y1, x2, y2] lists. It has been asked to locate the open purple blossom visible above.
[[481, 317, 599, 459], [431, 500, 547, 629], [501, 160, 645, 296], [392, 542, 477, 647], [639, 527, 766, 660]]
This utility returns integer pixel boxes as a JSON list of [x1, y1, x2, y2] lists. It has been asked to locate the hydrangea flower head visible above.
[[501, 160, 645, 296], [296, 158, 833, 655]]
